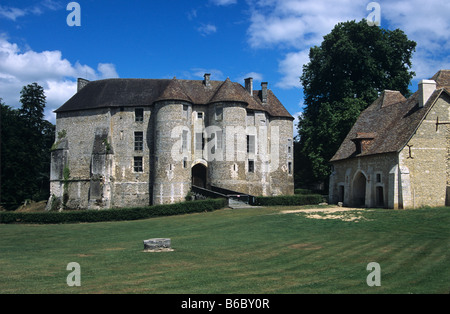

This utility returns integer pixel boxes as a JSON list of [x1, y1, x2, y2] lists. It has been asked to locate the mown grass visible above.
[[0, 206, 449, 294]]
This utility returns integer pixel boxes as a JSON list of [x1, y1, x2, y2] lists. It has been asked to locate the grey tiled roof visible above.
[[55, 77, 293, 119], [330, 70, 450, 162]]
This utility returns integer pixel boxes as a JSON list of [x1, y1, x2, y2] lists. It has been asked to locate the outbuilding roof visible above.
[[330, 70, 450, 162]]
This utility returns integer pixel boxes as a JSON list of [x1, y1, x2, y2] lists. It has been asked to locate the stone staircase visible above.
[[191, 185, 256, 209]]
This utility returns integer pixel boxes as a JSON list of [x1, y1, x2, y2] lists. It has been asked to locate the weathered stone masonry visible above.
[[329, 70, 450, 209], [49, 75, 294, 209]]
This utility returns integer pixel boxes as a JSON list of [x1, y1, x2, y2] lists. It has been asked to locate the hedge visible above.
[[294, 188, 313, 195], [254, 194, 324, 206], [0, 198, 228, 224]]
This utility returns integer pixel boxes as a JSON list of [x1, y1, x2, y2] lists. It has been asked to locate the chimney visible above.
[[245, 77, 253, 96], [204, 73, 211, 88], [261, 82, 268, 104], [77, 78, 90, 92], [418, 79, 436, 108]]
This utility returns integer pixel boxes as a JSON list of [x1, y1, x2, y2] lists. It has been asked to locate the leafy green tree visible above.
[[0, 84, 55, 210], [1, 100, 24, 209], [296, 20, 416, 189]]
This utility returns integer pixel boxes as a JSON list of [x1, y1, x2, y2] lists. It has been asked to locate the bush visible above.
[[294, 189, 313, 195], [0, 198, 228, 224], [254, 194, 324, 206]]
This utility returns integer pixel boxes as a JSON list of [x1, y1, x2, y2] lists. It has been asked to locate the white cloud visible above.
[[276, 50, 309, 89], [0, 6, 27, 21], [236, 72, 264, 85], [247, 0, 365, 49], [246, 0, 450, 90], [0, 1, 63, 21], [210, 0, 237, 6], [381, 0, 450, 80], [190, 68, 225, 81], [0, 37, 119, 124], [197, 23, 217, 36]]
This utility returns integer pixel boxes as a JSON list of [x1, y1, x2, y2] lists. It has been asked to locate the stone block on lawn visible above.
[[143, 238, 173, 252]]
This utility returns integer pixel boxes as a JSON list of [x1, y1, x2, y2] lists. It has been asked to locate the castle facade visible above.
[[50, 74, 294, 209]]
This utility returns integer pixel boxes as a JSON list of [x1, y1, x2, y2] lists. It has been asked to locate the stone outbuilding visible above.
[[329, 70, 450, 209], [49, 74, 294, 209]]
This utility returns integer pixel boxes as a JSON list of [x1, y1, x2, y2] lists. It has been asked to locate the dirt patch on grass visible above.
[[281, 206, 371, 222], [103, 247, 126, 251], [289, 243, 322, 250]]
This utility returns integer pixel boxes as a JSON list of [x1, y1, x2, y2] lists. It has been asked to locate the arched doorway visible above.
[[192, 163, 207, 188], [353, 172, 367, 207]]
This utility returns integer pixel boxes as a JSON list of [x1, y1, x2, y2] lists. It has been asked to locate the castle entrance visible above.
[[192, 163, 207, 188]]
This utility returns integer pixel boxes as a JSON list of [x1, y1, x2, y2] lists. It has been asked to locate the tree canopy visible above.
[[1, 84, 55, 210], [296, 20, 416, 189]]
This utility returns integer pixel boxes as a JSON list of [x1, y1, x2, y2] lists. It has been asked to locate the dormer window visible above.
[[351, 132, 376, 155], [135, 108, 143, 122]]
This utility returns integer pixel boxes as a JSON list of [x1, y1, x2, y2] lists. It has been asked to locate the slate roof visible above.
[[55, 77, 293, 119], [330, 70, 450, 162]]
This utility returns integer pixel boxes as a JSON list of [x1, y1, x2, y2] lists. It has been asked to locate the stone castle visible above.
[[329, 70, 450, 209], [49, 74, 294, 209]]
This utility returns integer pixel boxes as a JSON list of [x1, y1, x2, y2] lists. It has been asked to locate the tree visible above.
[[1, 100, 25, 209], [0, 84, 55, 210], [296, 20, 416, 189]]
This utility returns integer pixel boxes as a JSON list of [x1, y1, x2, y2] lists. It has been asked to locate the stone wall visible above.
[[399, 94, 450, 208], [50, 100, 294, 209], [330, 93, 450, 209], [329, 153, 398, 208]]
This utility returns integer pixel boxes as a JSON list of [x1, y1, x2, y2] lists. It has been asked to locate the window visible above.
[[287, 139, 292, 154], [182, 130, 189, 151], [288, 162, 292, 174], [183, 157, 187, 169], [135, 108, 143, 122], [215, 105, 223, 121], [197, 112, 203, 119], [134, 156, 143, 172], [376, 173, 381, 183], [248, 160, 255, 173], [247, 135, 255, 153], [183, 105, 188, 119], [134, 132, 143, 151], [195, 132, 204, 150], [216, 130, 223, 150]]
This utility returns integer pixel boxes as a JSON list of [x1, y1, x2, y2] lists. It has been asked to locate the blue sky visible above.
[[1, 0, 450, 133]]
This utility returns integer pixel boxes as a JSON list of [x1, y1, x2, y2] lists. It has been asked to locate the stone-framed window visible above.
[[195, 132, 204, 150], [376, 173, 382, 183], [287, 138, 292, 154], [215, 104, 223, 121], [288, 162, 292, 175], [216, 130, 223, 150], [134, 156, 143, 172], [247, 135, 255, 154], [182, 130, 189, 151], [248, 159, 255, 173], [135, 108, 144, 122], [134, 131, 143, 151], [183, 105, 189, 119]]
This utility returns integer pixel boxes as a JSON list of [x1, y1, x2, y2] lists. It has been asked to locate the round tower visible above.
[[152, 100, 192, 204]]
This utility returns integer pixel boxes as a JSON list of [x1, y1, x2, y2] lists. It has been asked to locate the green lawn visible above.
[[0, 205, 449, 294]]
